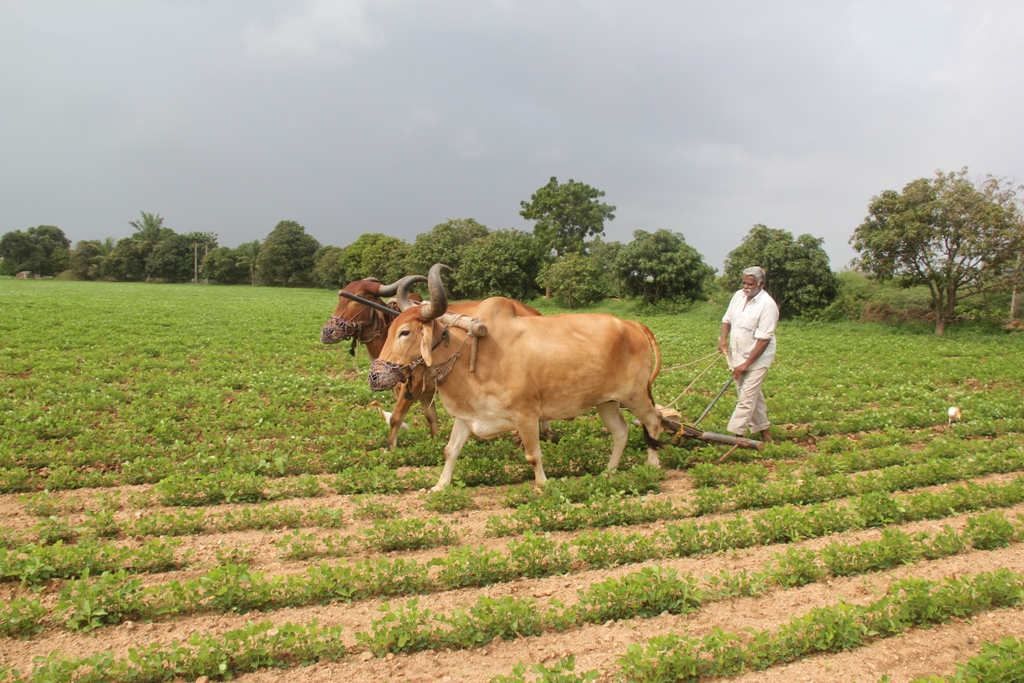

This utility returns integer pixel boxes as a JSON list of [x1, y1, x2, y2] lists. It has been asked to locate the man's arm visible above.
[[718, 323, 730, 354], [733, 338, 770, 380]]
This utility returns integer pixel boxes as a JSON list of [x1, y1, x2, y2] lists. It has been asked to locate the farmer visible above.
[[717, 266, 779, 443]]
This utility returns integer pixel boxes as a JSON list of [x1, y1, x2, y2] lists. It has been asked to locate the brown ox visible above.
[[322, 276, 551, 450], [370, 264, 666, 490]]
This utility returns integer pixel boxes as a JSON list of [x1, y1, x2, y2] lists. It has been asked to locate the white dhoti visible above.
[[727, 364, 770, 436]]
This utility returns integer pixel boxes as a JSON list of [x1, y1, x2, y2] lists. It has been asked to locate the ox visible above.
[[369, 264, 667, 490], [322, 275, 552, 450]]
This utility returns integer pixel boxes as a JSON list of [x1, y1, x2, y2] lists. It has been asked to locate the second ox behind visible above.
[[369, 264, 670, 490]]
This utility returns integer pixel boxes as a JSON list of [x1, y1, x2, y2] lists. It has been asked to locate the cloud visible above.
[[244, 0, 380, 61]]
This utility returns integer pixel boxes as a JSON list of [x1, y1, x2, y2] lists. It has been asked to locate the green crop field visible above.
[[1, 279, 1023, 683]]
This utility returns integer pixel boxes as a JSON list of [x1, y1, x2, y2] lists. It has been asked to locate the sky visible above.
[[2, 1, 1023, 271]]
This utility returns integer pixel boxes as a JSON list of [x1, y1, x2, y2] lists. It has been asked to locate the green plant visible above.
[[361, 517, 458, 552], [0, 597, 47, 638], [352, 496, 399, 520], [423, 484, 475, 513]]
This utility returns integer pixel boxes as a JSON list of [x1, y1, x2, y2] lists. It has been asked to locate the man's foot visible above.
[[760, 429, 773, 443]]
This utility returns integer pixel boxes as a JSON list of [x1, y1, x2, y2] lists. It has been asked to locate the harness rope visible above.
[[663, 351, 725, 410]]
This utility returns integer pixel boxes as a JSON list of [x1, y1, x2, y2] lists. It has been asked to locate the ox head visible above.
[[369, 264, 451, 392], [320, 277, 417, 345]]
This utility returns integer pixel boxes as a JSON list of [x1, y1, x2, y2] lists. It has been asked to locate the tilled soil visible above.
[[2, 475, 1024, 682]]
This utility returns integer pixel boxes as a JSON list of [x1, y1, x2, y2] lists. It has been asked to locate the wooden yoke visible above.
[[438, 312, 487, 373]]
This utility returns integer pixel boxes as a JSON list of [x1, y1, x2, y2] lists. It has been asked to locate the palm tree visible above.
[[128, 212, 171, 282], [236, 240, 261, 286], [129, 212, 169, 249]]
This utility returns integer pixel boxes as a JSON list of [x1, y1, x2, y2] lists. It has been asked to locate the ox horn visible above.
[[419, 264, 452, 321], [374, 276, 402, 298], [396, 275, 427, 311]]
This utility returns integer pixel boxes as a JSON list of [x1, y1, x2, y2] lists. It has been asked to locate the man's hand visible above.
[[732, 362, 747, 381], [718, 322, 730, 356], [718, 339, 728, 355]]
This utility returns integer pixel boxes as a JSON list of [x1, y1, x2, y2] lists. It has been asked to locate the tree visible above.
[[405, 218, 489, 297], [147, 234, 201, 283], [236, 241, 261, 286], [722, 224, 839, 318], [312, 246, 347, 288], [255, 220, 321, 286], [336, 233, 410, 284], [614, 229, 714, 306], [0, 225, 71, 275], [537, 252, 607, 309], [458, 229, 543, 300], [202, 247, 249, 285], [69, 240, 106, 280], [129, 212, 172, 248], [105, 238, 150, 281], [520, 177, 615, 257], [587, 236, 625, 298], [851, 168, 1024, 335]]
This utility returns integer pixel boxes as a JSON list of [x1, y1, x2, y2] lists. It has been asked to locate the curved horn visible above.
[[419, 264, 452, 321], [396, 275, 427, 311], [375, 276, 402, 298]]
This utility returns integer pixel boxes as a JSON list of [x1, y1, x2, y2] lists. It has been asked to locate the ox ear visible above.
[[419, 322, 435, 367]]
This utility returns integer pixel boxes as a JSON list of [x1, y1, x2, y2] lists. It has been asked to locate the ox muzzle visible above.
[[368, 358, 418, 392], [320, 316, 362, 345]]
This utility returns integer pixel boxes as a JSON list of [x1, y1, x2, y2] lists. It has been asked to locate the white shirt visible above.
[[722, 288, 778, 371]]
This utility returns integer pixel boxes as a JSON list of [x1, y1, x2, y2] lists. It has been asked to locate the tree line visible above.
[[2, 169, 1020, 333]]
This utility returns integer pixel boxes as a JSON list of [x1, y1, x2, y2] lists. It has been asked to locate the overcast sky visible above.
[[2, 1, 1022, 270]]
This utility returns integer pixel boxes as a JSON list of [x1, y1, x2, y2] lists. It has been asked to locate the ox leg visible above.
[[631, 403, 664, 468], [420, 393, 440, 438], [434, 418, 473, 491], [386, 388, 416, 451], [517, 420, 547, 488], [539, 420, 559, 443], [596, 401, 631, 471]]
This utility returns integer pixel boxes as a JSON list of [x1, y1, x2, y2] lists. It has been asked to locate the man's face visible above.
[[741, 275, 762, 297]]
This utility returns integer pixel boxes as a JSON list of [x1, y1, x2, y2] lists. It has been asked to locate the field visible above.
[[2, 279, 1024, 683]]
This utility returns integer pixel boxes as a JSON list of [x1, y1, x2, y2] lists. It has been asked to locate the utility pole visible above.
[[204, 243, 209, 284], [193, 243, 199, 284]]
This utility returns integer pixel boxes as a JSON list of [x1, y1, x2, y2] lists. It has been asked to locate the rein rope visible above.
[[663, 351, 725, 410]]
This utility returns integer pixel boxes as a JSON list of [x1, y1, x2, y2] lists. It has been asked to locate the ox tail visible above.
[[639, 322, 664, 451], [639, 322, 661, 406]]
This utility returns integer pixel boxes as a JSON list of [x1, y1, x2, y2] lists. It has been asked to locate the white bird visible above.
[[948, 406, 962, 426], [367, 400, 410, 430]]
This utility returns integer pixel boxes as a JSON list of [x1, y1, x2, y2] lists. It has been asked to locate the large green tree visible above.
[[520, 177, 615, 257], [236, 240, 261, 286], [312, 245, 347, 288], [69, 240, 106, 279], [458, 229, 543, 300], [146, 231, 218, 283], [614, 229, 713, 305], [851, 168, 1023, 335], [536, 252, 607, 309], [202, 247, 250, 285], [722, 224, 839, 318], [105, 238, 150, 281], [405, 218, 489, 297], [0, 225, 71, 275], [255, 220, 321, 286], [336, 233, 409, 284]]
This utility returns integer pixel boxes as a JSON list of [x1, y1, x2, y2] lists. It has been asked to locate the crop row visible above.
[[6, 476, 1022, 638], [905, 636, 1024, 683], [0, 419, 633, 495], [4, 530, 1023, 683], [616, 568, 1024, 682], [7, 471, 1023, 594], [691, 435, 1017, 488], [489, 449, 1024, 536]]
